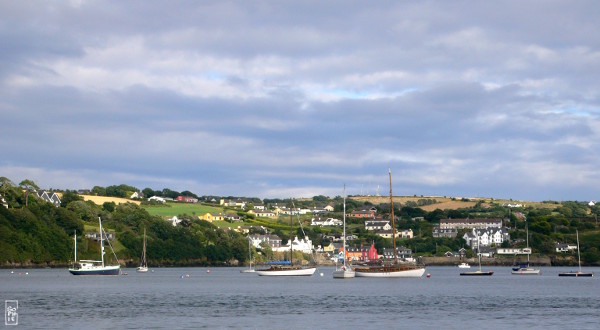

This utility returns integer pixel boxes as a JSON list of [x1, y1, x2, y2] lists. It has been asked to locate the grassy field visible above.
[[142, 202, 223, 217], [350, 195, 560, 211], [81, 195, 140, 206]]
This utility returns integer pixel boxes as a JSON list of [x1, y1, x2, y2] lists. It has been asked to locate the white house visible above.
[[148, 196, 166, 203], [311, 217, 342, 226], [556, 242, 578, 253], [272, 236, 314, 254], [166, 216, 182, 227], [365, 220, 391, 231], [463, 227, 510, 250], [441, 218, 503, 230], [249, 234, 282, 249]]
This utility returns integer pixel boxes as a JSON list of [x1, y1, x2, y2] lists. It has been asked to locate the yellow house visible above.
[[322, 243, 335, 253], [200, 213, 224, 222]]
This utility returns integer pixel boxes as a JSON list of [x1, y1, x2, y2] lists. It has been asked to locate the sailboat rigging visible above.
[[511, 222, 540, 275], [137, 227, 149, 272], [354, 169, 426, 278], [240, 237, 255, 273], [69, 217, 121, 275], [558, 230, 593, 277], [255, 199, 316, 276], [333, 184, 355, 279]]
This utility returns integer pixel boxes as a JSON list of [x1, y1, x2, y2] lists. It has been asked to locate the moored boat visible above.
[[458, 262, 470, 269], [333, 185, 355, 279], [460, 254, 493, 276], [136, 227, 149, 273], [353, 169, 425, 278], [69, 217, 121, 276], [558, 230, 593, 277]]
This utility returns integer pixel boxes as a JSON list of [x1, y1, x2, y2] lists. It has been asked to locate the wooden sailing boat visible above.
[[240, 237, 255, 273], [511, 223, 540, 275], [256, 199, 316, 276], [354, 169, 426, 278], [558, 230, 593, 277], [333, 184, 355, 279], [137, 227, 149, 272], [69, 217, 121, 275]]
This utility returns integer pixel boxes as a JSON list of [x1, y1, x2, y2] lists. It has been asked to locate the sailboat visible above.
[[460, 253, 493, 276], [256, 200, 317, 276], [511, 223, 540, 275], [333, 184, 355, 279], [354, 169, 426, 278], [240, 238, 255, 273], [558, 230, 593, 277], [69, 217, 121, 275], [137, 228, 149, 272]]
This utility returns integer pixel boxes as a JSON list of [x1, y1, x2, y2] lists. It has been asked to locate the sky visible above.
[[1, 1, 599, 201]]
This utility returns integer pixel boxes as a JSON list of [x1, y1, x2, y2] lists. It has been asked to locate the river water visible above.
[[1, 266, 598, 329]]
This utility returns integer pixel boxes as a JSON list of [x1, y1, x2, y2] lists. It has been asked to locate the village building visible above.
[[440, 218, 503, 230], [462, 227, 510, 250]]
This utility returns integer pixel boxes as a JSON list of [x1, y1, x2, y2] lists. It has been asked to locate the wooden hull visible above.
[[256, 266, 316, 276], [354, 265, 425, 278]]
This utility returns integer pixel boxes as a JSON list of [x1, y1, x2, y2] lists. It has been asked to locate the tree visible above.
[[19, 179, 39, 206]]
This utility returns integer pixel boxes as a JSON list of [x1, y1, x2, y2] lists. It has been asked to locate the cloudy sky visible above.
[[1, 1, 599, 201]]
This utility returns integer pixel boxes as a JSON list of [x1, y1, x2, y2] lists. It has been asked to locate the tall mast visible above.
[[74, 230, 77, 263], [389, 169, 397, 265], [343, 184, 346, 268], [290, 199, 293, 266], [99, 217, 105, 267], [576, 230, 582, 273]]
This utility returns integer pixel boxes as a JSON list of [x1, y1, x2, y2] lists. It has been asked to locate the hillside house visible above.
[[249, 234, 282, 249], [200, 213, 224, 222], [463, 227, 510, 250], [36, 191, 61, 207], [432, 228, 458, 238], [440, 218, 503, 230], [272, 236, 314, 254], [167, 216, 182, 226], [349, 209, 375, 219], [85, 231, 115, 241], [148, 196, 166, 203], [365, 220, 391, 231], [382, 246, 413, 260], [175, 196, 198, 203], [0, 193, 7, 208], [311, 217, 342, 227], [248, 209, 276, 218], [556, 243, 578, 253]]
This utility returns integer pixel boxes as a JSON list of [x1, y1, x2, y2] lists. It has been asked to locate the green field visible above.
[[142, 202, 223, 217]]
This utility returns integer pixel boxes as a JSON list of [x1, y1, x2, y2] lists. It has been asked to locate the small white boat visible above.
[[458, 263, 470, 269], [69, 217, 121, 276], [137, 228, 149, 273], [240, 238, 255, 273], [333, 185, 355, 279]]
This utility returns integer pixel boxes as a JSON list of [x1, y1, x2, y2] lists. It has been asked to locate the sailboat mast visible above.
[[74, 230, 77, 263], [389, 169, 397, 265], [99, 217, 105, 267], [290, 199, 293, 266], [343, 184, 346, 268], [576, 230, 582, 273], [526, 223, 529, 264], [143, 227, 147, 264]]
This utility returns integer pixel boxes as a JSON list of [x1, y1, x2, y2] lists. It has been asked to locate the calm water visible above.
[[1, 266, 598, 329]]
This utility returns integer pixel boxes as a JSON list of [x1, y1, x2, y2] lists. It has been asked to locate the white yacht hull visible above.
[[256, 267, 316, 276], [355, 267, 425, 278], [511, 268, 540, 275], [136, 266, 149, 273], [332, 269, 355, 278]]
